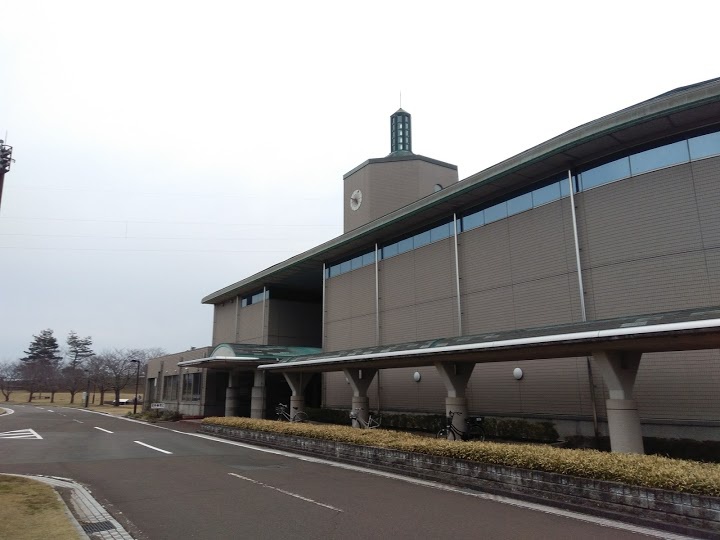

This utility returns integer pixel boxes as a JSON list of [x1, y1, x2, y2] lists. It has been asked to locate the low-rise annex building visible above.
[[147, 78, 720, 453]]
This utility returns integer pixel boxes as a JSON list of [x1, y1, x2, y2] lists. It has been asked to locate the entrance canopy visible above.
[[258, 306, 720, 373], [178, 343, 322, 371]]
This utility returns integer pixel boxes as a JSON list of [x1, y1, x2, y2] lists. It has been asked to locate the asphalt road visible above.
[[0, 405, 676, 540]]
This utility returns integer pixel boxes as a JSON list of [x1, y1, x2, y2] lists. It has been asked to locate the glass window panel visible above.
[[560, 178, 573, 197], [398, 237, 413, 254], [507, 192, 532, 215], [382, 242, 398, 259], [329, 264, 341, 277], [580, 157, 630, 190], [630, 140, 689, 175], [484, 201, 508, 223], [689, 131, 720, 160], [340, 260, 352, 274], [241, 298, 248, 307], [430, 222, 451, 242], [532, 182, 561, 206], [350, 255, 363, 271], [362, 252, 375, 266], [414, 229, 431, 248], [462, 210, 484, 231]]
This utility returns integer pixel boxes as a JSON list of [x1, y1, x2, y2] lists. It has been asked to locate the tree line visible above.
[[0, 329, 164, 406]]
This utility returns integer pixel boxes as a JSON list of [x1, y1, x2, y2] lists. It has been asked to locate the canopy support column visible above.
[[283, 372, 312, 417], [250, 369, 266, 419], [592, 350, 644, 454], [225, 370, 242, 417], [343, 368, 378, 428], [435, 362, 475, 438]]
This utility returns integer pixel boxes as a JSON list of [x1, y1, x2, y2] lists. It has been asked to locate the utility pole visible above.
[[0, 140, 14, 212]]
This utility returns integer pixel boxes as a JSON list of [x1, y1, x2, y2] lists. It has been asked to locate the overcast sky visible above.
[[1, 1, 717, 361]]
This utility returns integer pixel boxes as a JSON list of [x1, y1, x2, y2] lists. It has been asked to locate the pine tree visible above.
[[21, 329, 62, 368], [65, 331, 94, 404], [21, 329, 63, 402]]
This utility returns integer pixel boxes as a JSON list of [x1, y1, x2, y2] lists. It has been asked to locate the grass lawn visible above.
[[0, 475, 82, 540], [3, 391, 139, 416]]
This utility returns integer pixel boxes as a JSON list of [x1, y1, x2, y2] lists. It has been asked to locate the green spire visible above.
[[390, 108, 412, 154]]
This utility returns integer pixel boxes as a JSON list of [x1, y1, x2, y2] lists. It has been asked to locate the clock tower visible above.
[[343, 108, 458, 233]]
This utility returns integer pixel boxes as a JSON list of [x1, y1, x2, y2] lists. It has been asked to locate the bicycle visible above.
[[436, 411, 486, 441], [275, 403, 308, 423], [349, 407, 381, 429]]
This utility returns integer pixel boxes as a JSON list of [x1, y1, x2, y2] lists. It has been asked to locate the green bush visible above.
[[125, 409, 182, 423], [202, 416, 720, 496]]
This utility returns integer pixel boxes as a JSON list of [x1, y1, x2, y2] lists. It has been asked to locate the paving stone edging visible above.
[[200, 423, 720, 538]]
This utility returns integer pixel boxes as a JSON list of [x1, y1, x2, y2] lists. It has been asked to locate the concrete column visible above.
[[250, 369, 266, 419], [225, 371, 242, 417], [283, 372, 312, 416], [343, 368, 378, 428], [592, 350, 644, 454], [435, 362, 475, 438]]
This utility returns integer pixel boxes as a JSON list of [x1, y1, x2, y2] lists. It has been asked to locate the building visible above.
[[147, 78, 720, 454]]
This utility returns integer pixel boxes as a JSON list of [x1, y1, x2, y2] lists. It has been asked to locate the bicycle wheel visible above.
[[468, 425, 486, 442], [436, 428, 456, 440], [293, 411, 308, 423]]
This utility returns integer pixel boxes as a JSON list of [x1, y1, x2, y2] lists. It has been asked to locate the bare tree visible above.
[[103, 349, 136, 406], [0, 361, 20, 402], [86, 354, 111, 406]]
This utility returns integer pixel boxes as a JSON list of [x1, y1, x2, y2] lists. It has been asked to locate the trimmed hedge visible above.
[[202, 416, 720, 497], [305, 408, 559, 442]]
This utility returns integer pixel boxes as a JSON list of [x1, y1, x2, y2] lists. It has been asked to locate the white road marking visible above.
[[0, 407, 15, 415], [134, 441, 172, 454], [46, 409, 54, 413], [73, 419, 84, 424], [93, 427, 113, 434], [0, 429, 43, 440], [228, 472, 343, 512], [77, 410, 689, 539]]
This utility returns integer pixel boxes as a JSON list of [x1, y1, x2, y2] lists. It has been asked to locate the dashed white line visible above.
[[73, 419, 84, 424], [134, 441, 172, 454], [93, 427, 113, 434], [228, 473, 343, 512]]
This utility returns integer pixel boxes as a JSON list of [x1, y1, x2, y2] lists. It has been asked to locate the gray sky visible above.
[[1, 0, 717, 361]]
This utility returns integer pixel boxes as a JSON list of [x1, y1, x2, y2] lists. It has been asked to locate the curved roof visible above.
[[203, 77, 720, 305]]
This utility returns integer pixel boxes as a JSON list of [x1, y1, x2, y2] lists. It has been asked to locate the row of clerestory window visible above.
[[326, 127, 720, 279]]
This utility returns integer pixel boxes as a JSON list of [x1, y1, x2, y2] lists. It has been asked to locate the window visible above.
[[485, 201, 508, 223], [532, 182, 561, 206], [182, 372, 202, 401], [507, 192, 532, 216], [630, 140, 689, 175], [579, 157, 631, 190], [689, 131, 720, 160], [462, 209, 484, 232], [162, 375, 178, 401]]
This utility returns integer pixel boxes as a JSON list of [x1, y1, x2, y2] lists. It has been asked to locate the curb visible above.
[[3, 474, 133, 540]]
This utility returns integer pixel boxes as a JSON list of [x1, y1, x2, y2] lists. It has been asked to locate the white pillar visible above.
[[250, 370, 266, 419], [343, 368, 378, 428], [592, 351, 644, 454], [225, 371, 242, 417], [283, 372, 313, 416], [435, 362, 475, 437]]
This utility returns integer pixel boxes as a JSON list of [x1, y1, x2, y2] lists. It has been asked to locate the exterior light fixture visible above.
[[413, 371, 421, 382], [513, 368, 524, 380]]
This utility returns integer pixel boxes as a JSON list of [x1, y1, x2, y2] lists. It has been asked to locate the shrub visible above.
[[202, 416, 720, 496]]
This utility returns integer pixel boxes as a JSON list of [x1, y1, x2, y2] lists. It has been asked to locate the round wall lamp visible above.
[[513, 368, 524, 380], [413, 371, 422, 382]]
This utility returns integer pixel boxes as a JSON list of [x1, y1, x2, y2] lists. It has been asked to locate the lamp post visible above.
[[130, 359, 141, 414], [84, 369, 91, 408]]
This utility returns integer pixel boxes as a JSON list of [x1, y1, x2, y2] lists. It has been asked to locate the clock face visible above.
[[350, 189, 363, 211]]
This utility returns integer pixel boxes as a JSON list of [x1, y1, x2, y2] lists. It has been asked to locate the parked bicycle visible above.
[[349, 407, 382, 429], [275, 403, 308, 423], [436, 411, 486, 441]]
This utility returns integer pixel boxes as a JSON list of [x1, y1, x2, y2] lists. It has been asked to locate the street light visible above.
[[83, 369, 91, 408], [130, 359, 141, 414]]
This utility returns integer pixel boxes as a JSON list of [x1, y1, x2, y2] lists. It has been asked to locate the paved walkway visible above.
[[4, 474, 133, 540]]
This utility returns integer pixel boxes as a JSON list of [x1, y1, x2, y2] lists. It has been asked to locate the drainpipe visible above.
[[567, 169, 599, 441]]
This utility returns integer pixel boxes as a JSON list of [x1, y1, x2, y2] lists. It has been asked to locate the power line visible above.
[[0, 216, 338, 228]]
